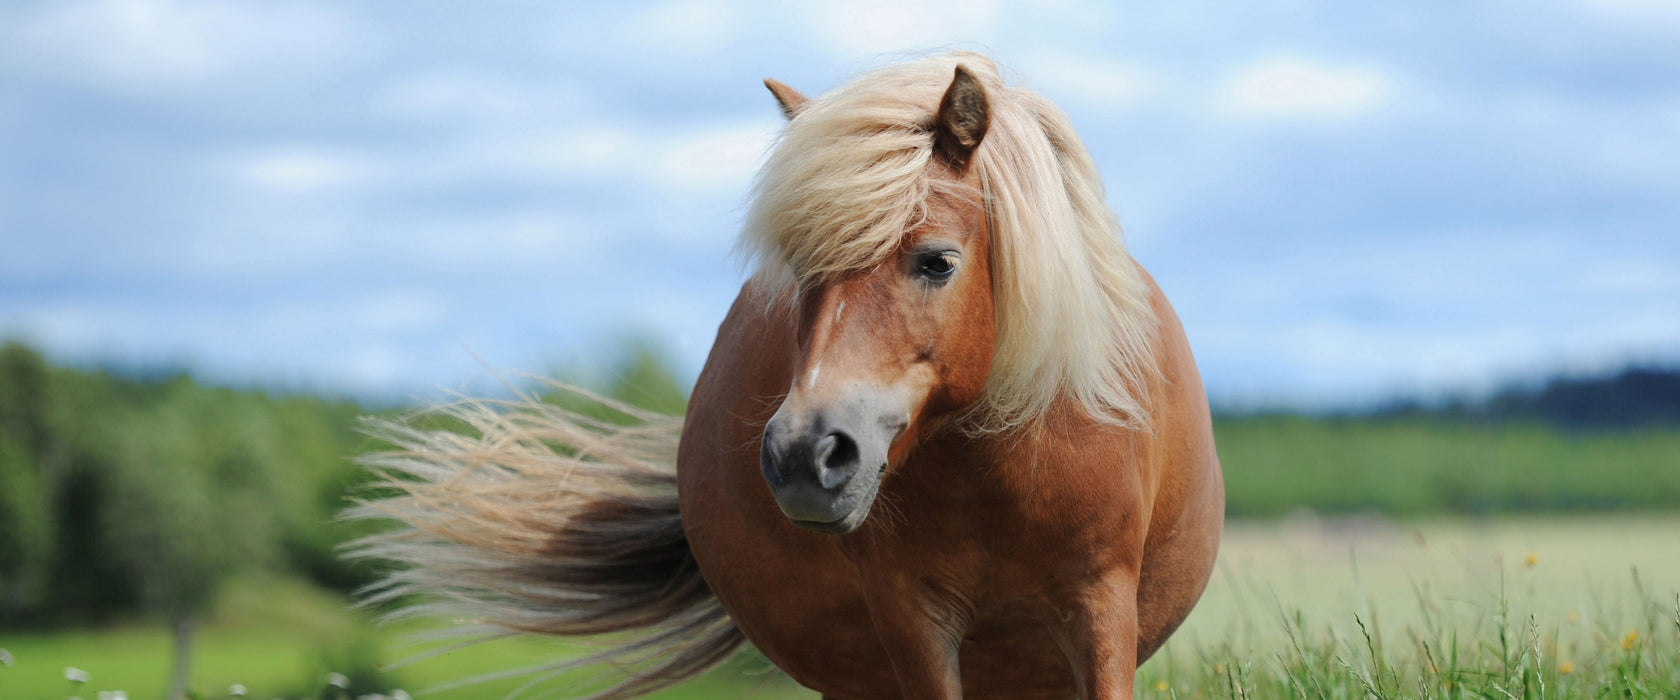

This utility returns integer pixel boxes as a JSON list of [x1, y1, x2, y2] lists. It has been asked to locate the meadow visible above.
[[1140, 514, 1680, 698], [2, 345, 1677, 698], [2, 515, 1674, 699]]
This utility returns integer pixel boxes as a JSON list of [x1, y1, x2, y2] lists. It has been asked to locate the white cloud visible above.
[[1218, 56, 1394, 121], [1594, 305, 1680, 346], [372, 67, 591, 127], [392, 211, 595, 267], [214, 112, 777, 227], [342, 342, 439, 391], [354, 291, 447, 333], [235, 147, 377, 194], [5, 0, 364, 92], [183, 216, 353, 271], [811, 0, 1000, 59], [343, 344, 417, 390], [253, 292, 446, 339], [622, 0, 741, 56], [1019, 51, 1157, 110], [1579, 260, 1680, 295], [452, 116, 777, 196], [1577, 0, 1680, 26], [0, 301, 114, 354], [501, 125, 641, 177], [650, 121, 779, 194]]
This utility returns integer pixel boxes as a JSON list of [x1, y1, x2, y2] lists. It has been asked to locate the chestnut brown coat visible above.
[[355, 52, 1222, 700], [679, 57, 1223, 699]]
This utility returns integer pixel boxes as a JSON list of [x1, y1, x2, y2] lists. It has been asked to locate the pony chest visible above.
[[894, 444, 1144, 545], [852, 466, 1143, 599]]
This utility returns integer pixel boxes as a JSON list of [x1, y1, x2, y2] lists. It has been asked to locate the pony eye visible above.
[[917, 253, 956, 282]]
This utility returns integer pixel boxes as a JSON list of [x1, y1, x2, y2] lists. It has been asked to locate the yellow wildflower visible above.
[[1523, 552, 1539, 568], [1558, 662, 1574, 675], [1155, 680, 1170, 691], [1215, 663, 1226, 675], [1622, 630, 1639, 650], [1566, 610, 1579, 623]]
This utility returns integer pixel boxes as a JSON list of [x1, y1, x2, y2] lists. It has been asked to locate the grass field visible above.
[[1214, 417, 1680, 516], [1141, 514, 1680, 698], [1, 515, 1674, 699]]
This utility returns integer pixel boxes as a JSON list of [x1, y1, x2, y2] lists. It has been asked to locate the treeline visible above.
[[0, 343, 375, 628], [1214, 365, 1680, 517], [1216, 415, 1680, 517], [0, 342, 690, 630], [1369, 366, 1680, 430], [3, 342, 1677, 630]]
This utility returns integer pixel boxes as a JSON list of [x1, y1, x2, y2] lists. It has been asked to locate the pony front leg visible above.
[[860, 575, 969, 700], [1062, 571, 1142, 700]]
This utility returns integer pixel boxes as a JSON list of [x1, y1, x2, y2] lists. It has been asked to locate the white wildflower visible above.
[[390, 691, 410, 700], [98, 692, 112, 700], [230, 683, 248, 697], [112, 692, 127, 700], [65, 666, 91, 684], [0, 647, 12, 667], [326, 672, 350, 689]]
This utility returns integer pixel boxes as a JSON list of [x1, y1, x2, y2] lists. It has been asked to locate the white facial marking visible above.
[[806, 301, 841, 389]]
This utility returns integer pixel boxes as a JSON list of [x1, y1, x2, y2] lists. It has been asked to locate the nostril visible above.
[[826, 431, 859, 468], [816, 430, 860, 489], [812, 434, 837, 470]]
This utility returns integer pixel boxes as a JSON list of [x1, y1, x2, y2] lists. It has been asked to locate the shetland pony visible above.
[[353, 52, 1223, 700]]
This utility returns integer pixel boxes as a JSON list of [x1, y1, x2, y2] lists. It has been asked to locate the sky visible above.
[[1, 0, 1677, 408]]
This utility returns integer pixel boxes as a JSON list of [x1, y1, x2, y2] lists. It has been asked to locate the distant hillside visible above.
[[1480, 367, 1680, 428], [5, 342, 1677, 562], [1367, 366, 1680, 430], [1177, 364, 1680, 516]]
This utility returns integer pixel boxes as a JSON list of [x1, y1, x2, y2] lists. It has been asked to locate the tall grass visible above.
[[4, 527, 1674, 699], [1140, 564, 1680, 699]]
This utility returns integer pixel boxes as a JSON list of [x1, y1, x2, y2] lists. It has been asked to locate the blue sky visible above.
[[1, 0, 1677, 407]]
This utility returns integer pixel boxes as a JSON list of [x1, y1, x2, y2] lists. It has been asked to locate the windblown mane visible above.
[[743, 52, 1160, 432]]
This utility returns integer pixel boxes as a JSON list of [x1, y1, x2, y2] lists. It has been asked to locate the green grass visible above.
[[1141, 514, 1680, 698], [2, 516, 1675, 699], [1215, 416, 1680, 516], [0, 577, 805, 700], [0, 577, 378, 700]]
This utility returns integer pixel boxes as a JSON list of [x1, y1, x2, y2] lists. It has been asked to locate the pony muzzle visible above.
[[760, 399, 902, 534]]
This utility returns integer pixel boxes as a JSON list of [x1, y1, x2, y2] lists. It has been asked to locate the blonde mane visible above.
[[743, 52, 1160, 432]]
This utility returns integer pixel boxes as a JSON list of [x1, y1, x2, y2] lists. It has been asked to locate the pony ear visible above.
[[763, 78, 808, 120], [932, 65, 990, 173]]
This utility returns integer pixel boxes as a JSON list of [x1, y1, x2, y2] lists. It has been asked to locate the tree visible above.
[[606, 344, 690, 415], [98, 389, 285, 699], [0, 344, 58, 621]]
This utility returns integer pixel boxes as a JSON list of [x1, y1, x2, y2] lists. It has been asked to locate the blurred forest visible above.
[[0, 342, 366, 628], [0, 339, 1676, 692], [0, 342, 694, 628]]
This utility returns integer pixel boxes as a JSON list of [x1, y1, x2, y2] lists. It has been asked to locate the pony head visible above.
[[745, 53, 1158, 534]]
